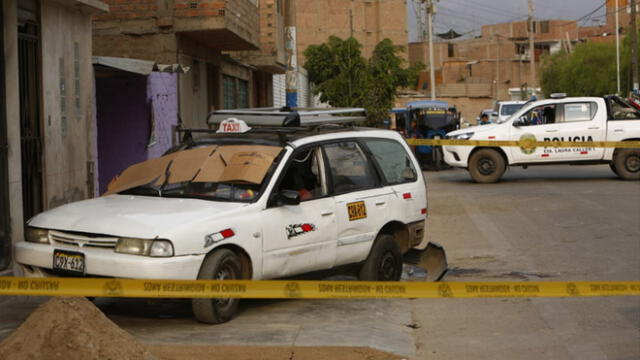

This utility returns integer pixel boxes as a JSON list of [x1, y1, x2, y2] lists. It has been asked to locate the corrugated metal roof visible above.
[[92, 57, 190, 75]]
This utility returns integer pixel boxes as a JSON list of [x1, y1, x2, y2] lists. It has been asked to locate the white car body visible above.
[[444, 96, 640, 169], [15, 129, 429, 281]]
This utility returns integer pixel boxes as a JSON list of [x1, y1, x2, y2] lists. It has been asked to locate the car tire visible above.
[[468, 149, 506, 183], [612, 148, 640, 180], [359, 234, 403, 281], [609, 162, 618, 175], [192, 249, 242, 324]]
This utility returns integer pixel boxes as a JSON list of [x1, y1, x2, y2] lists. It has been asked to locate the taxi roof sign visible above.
[[216, 118, 252, 133], [207, 107, 367, 128]]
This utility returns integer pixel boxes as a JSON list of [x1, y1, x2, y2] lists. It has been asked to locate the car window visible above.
[[323, 142, 376, 194], [520, 104, 557, 126], [563, 102, 596, 122], [363, 139, 417, 185], [609, 97, 640, 120], [501, 104, 523, 116], [277, 147, 327, 201]]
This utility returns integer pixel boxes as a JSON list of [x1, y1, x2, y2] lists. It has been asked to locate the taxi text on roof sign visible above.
[[217, 118, 252, 133]]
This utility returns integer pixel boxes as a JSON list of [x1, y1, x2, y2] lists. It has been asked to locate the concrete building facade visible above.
[[1, 0, 109, 271]]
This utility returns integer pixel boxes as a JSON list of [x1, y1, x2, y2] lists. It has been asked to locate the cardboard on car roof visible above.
[[105, 145, 282, 195]]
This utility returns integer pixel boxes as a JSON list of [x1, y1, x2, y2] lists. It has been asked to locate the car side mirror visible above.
[[279, 190, 301, 206], [513, 117, 526, 127], [491, 111, 498, 117]]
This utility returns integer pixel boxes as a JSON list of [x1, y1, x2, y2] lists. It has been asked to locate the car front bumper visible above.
[[443, 146, 470, 167], [14, 241, 205, 279]]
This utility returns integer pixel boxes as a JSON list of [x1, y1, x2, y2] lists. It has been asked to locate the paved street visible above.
[[1, 164, 638, 359], [412, 164, 640, 359]]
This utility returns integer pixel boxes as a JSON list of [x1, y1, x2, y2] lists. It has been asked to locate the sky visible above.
[[407, 0, 608, 42]]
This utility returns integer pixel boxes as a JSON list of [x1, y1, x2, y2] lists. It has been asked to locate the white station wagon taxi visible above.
[[15, 108, 447, 323]]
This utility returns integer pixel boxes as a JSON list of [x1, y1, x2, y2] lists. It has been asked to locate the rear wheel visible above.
[[468, 149, 506, 183], [359, 234, 403, 281], [612, 148, 640, 180], [192, 249, 242, 324]]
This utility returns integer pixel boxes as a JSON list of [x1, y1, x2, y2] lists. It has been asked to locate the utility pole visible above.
[[284, 0, 298, 108], [495, 35, 500, 100], [423, 0, 437, 100], [528, 0, 536, 96], [631, 0, 638, 91], [615, 0, 621, 94]]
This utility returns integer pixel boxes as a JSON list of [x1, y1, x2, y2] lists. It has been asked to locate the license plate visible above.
[[347, 201, 367, 221], [53, 250, 85, 275]]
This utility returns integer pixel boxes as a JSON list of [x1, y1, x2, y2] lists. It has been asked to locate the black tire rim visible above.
[[625, 153, 640, 173], [214, 260, 237, 309], [378, 252, 397, 280], [478, 157, 496, 176]]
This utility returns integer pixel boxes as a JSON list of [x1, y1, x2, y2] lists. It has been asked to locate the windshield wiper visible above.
[[122, 185, 161, 197]]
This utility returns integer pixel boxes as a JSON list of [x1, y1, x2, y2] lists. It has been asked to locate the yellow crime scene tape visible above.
[[0, 277, 638, 299], [404, 138, 640, 149]]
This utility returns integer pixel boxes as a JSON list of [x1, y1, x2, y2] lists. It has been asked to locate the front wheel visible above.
[[359, 234, 403, 281], [192, 249, 242, 324], [612, 149, 640, 180], [468, 149, 506, 183]]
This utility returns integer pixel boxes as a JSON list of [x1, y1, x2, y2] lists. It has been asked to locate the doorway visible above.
[[0, 2, 10, 269], [18, 0, 44, 222]]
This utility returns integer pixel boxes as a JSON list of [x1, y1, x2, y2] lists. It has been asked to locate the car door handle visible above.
[[614, 128, 624, 132], [375, 201, 386, 206], [587, 127, 600, 130], [545, 129, 558, 133], [320, 210, 333, 216]]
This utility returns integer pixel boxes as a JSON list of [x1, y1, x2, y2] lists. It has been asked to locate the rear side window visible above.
[[363, 139, 418, 185], [563, 102, 597, 122], [323, 142, 376, 194]]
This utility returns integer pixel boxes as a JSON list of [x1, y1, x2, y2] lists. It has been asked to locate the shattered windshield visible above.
[[108, 145, 283, 202]]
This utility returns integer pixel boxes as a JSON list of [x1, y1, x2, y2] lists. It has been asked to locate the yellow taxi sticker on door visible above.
[[347, 201, 367, 221]]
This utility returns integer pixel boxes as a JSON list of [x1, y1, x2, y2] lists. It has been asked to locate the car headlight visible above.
[[24, 227, 49, 244], [25, 227, 50, 244], [451, 132, 474, 140], [115, 238, 174, 257]]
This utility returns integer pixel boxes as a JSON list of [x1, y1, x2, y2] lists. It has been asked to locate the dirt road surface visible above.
[[412, 165, 640, 359]]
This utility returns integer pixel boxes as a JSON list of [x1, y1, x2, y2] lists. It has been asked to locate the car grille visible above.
[[49, 230, 118, 249]]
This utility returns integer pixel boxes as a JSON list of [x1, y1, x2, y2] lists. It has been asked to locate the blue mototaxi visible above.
[[402, 100, 460, 169]]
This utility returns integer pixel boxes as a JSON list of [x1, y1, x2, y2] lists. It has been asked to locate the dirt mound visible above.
[[0, 297, 155, 360]]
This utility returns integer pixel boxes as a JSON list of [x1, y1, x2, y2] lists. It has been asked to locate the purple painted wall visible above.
[[96, 74, 150, 195], [146, 73, 179, 159]]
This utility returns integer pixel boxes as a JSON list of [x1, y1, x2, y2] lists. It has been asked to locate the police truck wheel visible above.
[[192, 249, 242, 324], [609, 162, 618, 175], [468, 149, 506, 183], [359, 234, 403, 281], [613, 149, 640, 180]]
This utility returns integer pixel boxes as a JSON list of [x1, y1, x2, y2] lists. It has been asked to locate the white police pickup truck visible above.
[[444, 95, 640, 183], [14, 108, 447, 324]]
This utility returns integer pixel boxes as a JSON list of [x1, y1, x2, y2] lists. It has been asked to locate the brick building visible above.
[[92, 0, 285, 129], [295, 0, 409, 63], [407, 18, 584, 122], [579, 0, 637, 42]]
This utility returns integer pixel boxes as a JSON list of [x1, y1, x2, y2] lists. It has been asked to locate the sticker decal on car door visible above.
[[347, 201, 367, 221]]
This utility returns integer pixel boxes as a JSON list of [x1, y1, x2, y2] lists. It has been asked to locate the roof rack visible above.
[[207, 107, 367, 127]]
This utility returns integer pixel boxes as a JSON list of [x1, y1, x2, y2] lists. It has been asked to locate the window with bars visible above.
[[223, 75, 249, 109]]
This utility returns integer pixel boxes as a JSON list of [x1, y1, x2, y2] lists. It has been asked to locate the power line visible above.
[[444, 0, 523, 18]]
